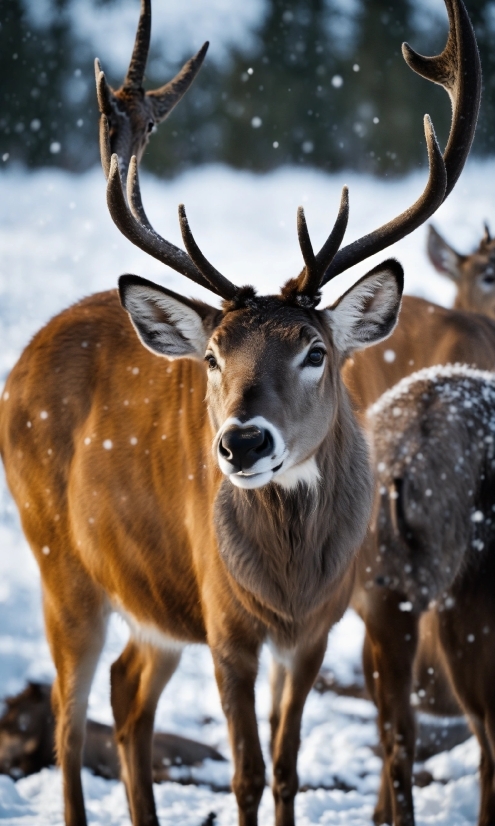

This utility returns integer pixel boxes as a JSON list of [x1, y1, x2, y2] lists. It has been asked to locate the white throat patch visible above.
[[273, 455, 321, 491]]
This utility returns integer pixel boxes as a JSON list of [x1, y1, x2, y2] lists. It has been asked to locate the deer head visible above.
[[428, 223, 495, 317], [95, 0, 208, 184], [98, 0, 480, 490]]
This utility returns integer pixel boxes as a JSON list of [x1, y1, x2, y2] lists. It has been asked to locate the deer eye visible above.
[[483, 270, 495, 285], [305, 347, 325, 367], [205, 354, 218, 370]]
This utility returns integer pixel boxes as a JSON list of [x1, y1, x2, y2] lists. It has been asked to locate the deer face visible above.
[[108, 89, 156, 169], [460, 251, 495, 317], [120, 262, 402, 490], [205, 300, 336, 490], [428, 225, 495, 318]]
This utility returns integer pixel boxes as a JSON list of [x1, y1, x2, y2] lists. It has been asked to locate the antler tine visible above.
[[126, 155, 156, 228], [296, 187, 349, 295], [95, 59, 114, 116], [123, 0, 151, 90], [178, 206, 237, 301], [322, 117, 446, 285], [126, 157, 236, 304], [106, 154, 226, 296], [402, 0, 481, 199], [99, 114, 112, 180], [319, 0, 479, 287], [148, 42, 209, 123], [297, 207, 317, 282]]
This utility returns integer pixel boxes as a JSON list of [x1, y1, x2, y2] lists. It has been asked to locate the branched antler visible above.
[[99, 0, 480, 307], [106, 154, 236, 299], [294, 0, 481, 292]]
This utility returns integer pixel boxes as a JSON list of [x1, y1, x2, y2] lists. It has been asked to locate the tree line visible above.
[[1, 0, 494, 176]]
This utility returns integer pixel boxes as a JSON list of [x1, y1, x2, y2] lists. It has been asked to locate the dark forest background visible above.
[[1, 0, 494, 177]]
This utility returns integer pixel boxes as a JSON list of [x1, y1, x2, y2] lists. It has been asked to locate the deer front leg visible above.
[[269, 660, 287, 758], [270, 635, 328, 826], [211, 640, 265, 826], [363, 592, 420, 826]]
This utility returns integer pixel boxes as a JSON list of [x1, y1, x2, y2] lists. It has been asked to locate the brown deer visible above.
[[355, 365, 495, 826], [343, 294, 495, 413], [0, 2, 480, 826], [427, 222, 495, 318]]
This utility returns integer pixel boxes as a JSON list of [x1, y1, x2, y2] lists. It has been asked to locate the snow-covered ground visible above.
[[0, 159, 493, 824]]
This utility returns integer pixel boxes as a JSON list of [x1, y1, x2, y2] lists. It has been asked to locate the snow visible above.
[[368, 364, 495, 419], [1, 158, 493, 823]]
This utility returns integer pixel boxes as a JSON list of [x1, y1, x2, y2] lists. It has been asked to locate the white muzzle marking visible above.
[[214, 416, 320, 491], [215, 416, 288, 489]]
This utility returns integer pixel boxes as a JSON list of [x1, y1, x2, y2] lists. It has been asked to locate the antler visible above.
[[97, 0, 237, 301], [293, 0, 480, 292], [106, 153, 237, 300], [296, 187, 349, 297], [94, 0, 208, 182], [99, 0, 480, 308]]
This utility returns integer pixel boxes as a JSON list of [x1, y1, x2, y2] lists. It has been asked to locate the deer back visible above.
[[343, 295, 495, 412], [363, 364, 495, 611]]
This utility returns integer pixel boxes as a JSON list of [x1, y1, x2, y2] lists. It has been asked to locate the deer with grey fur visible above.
[[0, 1, 480, 825], [354, 364, 495, 826]]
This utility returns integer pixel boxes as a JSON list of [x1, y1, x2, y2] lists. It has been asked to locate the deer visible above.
[[427, 222, 495, 318], [354, 364, 495, 826], [0, 1, 481, 825]]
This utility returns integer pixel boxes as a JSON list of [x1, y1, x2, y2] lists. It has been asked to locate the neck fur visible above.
[[214, 392, 373, 629]]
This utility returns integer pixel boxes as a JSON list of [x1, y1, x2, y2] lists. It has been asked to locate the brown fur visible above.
[[354, 367, 495, 826], [343, 294, 495, 413], [428, 224, 495, 318], [0, 279, 393, 826]]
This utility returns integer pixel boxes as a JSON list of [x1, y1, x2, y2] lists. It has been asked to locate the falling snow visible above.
[[1, 161, 494, 824]]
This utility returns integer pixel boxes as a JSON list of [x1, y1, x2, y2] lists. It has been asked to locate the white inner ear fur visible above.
[[125, 287, 209, 359], [325, 269, 400, 355], [438, 247, 462, 279]]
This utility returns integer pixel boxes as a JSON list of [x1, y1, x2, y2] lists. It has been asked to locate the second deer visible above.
[[427, 222, 495, 318], [355, 364, 495, 826]]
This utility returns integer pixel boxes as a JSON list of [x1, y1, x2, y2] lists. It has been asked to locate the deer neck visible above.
[[213, 393, 373, 628]]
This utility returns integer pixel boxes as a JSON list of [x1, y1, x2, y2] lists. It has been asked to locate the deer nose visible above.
[[219, 425, 274, 471]]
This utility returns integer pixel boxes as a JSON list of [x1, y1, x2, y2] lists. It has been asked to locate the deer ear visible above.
[[427, 225, 463, 282], [119, 275, 220, 359], [325, 259, 403, 356]]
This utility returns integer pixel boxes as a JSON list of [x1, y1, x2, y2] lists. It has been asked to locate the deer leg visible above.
[[362, 628, 392, 823], [269, 660, 287, 758], [469, 716, 495, 826], [271, 635, 327, 826], [364, 594, 419, 826], [110, 640, 181, 826], [44, 585, 108, 826], [481, 712, 495, 826], [210, 639, 265, 826]]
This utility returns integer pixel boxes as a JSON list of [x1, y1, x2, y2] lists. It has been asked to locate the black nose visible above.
[[219, 425, 274, 471]]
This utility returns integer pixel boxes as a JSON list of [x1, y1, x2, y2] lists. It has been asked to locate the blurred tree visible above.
[[468, 1, 495, 156], [0, 0, 97, 170], [0, 0, 493, 176]]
